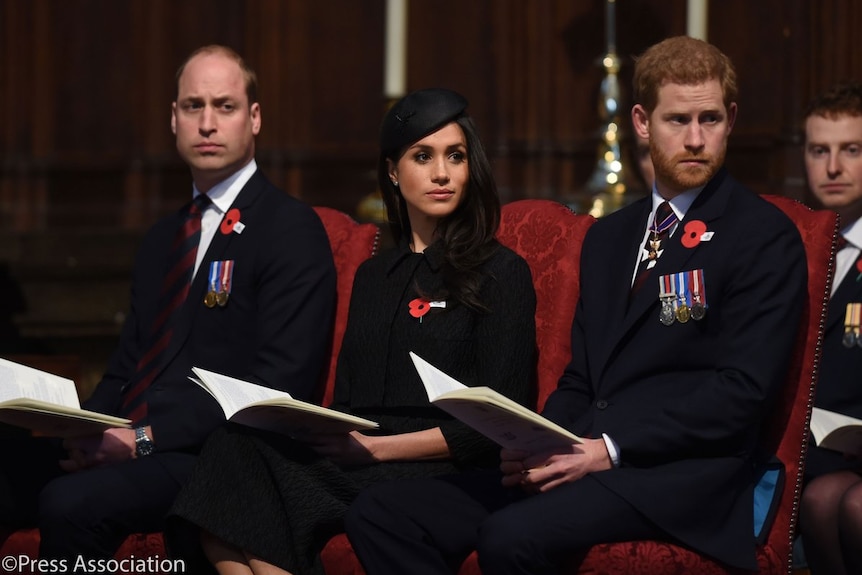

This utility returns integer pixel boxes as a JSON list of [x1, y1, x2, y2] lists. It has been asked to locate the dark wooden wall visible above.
[[0, 0, 860, 390]]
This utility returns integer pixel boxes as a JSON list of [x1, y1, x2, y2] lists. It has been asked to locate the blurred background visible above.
[[0, 0, 858, 394]]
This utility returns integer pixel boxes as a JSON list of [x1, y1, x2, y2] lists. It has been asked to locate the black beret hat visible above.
[[380, 88, 469, 159]]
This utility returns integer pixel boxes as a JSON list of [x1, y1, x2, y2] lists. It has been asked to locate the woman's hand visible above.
[[303, 431, 379, 466], [302, 427, 451, 465]]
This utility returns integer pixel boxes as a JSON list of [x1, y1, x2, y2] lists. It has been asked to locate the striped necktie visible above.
[[121, 194, 211, 424], [632, 201, 677, 293]]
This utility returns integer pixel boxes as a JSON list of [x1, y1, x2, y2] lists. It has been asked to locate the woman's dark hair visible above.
[[378, 95, 501, 312]]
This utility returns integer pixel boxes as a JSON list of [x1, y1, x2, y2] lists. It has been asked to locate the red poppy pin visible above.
[[855, 257, 862, 281], [408, 298, 431, 319], [681, 220, 710, 248], [220, 208, 245, 235]]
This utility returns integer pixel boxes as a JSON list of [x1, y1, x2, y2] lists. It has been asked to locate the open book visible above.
[[191, 367, 378, 435], [410, 352, 582, 451], [0, 357, 131, 437], [810, 407, 862, 455]]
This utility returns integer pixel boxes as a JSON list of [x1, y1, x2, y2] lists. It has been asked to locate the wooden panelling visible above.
[[0, 0, 860, 373]]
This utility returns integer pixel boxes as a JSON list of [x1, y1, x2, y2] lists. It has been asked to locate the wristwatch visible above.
[[134, 426, 154, 457]]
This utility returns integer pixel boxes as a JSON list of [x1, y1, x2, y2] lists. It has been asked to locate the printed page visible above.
[[191, 368, 292, 419], [409, 352, 468, 401], [0, 358, 80, 408]]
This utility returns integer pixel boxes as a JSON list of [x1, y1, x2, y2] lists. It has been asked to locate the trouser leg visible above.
[[346, 470, 514, 575]]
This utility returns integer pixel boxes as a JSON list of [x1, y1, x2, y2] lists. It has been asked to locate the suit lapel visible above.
[[589, 199, 651, 377], [161, 170, 268, 372], [597, 170, 731, 377]]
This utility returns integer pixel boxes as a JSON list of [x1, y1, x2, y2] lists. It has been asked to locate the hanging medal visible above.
[[843, 303, 861, 348], [689, 268, 707, 320], [675, 272, 691, 323], [204, 261, 220, 308], [216, 260, 234, 307], [658, 274, 676, 326]]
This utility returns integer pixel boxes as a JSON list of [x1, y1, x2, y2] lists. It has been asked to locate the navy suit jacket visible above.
[[542, 169, 806, 569], [84, 169, 336, 461]]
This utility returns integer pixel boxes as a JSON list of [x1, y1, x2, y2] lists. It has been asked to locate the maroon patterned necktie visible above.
[[632, 201, 677, 293], [836, 235, 848, 252], [121, 194, 211, 424]]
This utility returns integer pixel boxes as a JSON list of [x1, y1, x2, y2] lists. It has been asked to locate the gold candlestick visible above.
[[577, 0, 641, 218]]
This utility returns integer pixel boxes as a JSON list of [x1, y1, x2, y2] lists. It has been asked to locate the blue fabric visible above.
[[754, 467, 781, 538]]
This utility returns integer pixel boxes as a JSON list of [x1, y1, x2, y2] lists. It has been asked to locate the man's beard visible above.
[[651, 140, 725, 192]]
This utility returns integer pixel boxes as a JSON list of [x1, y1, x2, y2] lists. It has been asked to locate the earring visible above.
[[392, 180, 399, 187]]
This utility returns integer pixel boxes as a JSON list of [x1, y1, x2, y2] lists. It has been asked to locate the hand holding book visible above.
[[409, 352, 582, 451]]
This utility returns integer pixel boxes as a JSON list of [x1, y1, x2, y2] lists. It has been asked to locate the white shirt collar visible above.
[[651, 185, 703, 222], [192, 158, 257, 215], [841, 216, 862, 250]]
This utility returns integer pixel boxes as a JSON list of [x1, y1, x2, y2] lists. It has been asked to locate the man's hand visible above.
[[499, 438, 613, 493], [302, 431, 378, 466], [59, 428, 137, 472]]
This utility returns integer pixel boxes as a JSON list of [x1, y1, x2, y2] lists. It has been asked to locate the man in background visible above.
[[798, 80, 862, 575], [0, 45, 336, 561]]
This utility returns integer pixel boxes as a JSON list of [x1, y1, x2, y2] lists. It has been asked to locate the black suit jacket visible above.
[[84, 170, 337, 458], [815, 263, 862, 417], [542, 169, 807, 569], [805, 248, 862, 478]]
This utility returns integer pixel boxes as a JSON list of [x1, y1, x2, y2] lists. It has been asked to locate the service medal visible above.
[[658, 274, 676, 325], [674, 273, 690, 323], [660, 298, 676, 325], [844, 303, 861, 348], [689, 269, 707, 320], [690, 299, 706, 321], [216, 290, 229, 307], [676, 303, 691, 323], [206, 261, 221, 308], [204, 290, 218, 308]]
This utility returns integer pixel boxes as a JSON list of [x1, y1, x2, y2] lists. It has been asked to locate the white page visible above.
[[191, 368, 292, 419], [811, 407, 862, 444], [0, 358, 80, 408], [409, 352, 468, 401]]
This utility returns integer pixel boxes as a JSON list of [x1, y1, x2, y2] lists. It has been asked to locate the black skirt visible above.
[[166, 423, 462, 575]]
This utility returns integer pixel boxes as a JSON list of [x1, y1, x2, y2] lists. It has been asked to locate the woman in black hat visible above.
[[166, 88, 537, 575]]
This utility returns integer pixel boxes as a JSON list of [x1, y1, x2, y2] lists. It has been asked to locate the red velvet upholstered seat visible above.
[[0, 206, 379, 573], [319, 199, 597, 574]]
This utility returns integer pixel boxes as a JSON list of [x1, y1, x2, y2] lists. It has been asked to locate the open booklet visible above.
[[410, 352, 582, 451], [0, 357, 131, 437], [810, 407, 862, 455], [190, 367, 378, 435]]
